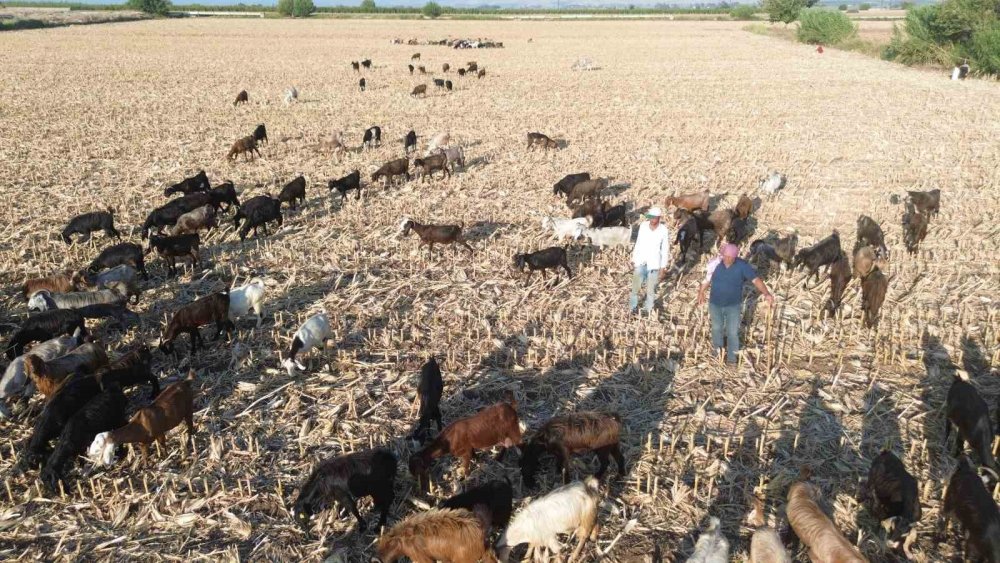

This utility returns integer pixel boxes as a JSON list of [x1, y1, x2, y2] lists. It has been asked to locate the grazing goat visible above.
[[541, 216, 589, 242], [945, 373, 997, 474], [527, 132, 558, 151], [89, 371, 195, 467], [399, 219, 473, 254], [412, 52, 420, 60], [363, 126, 382, 149], [686, 517, 729, 563], [409, 394, 523, 490], [6, 309, 86, 360], [902, 204, 928, 255], [418, 65, 426, 74], [675, 212, 701, 260], [859, 450, 921, 541], [580, 226, 632, 249], [467, 62, 478, 71], [283, 87, 298, 104], [433, 78, 445, 89], [852, 245, 878, 280], [227, 135, 260, 161], [572, 199, 603, 221], [707, 209, 734, 244], [759, 172, 786, 195], [75, 303, 140, 328], [408, 64, 414, 74], [404, 129, 417, 153], [169, 205, 217, 236], [856, 215, 888, 258], [377, 509, 497, 563], [434, 145, 465, 171], [20, 374, 102, 470], [441, 478, 514, 532], [62, 209, 120, 244], [735, 194, 754, 219], [41, 383, 128, 493], [328, 170, 362, 202], [92, 346, 158, 398], [229, 278, 265, 328], [234, 195, 282, 241], [146, 233, 200, 276], [234, 90, 248, 106], [727, 215, 751, 245], [413, 153, 450, 181], [411, 84, 427, 97], [28, 282, 129, 312], [78, 265, 140, 303], [352, 60, 360, 71], [442, 62, 450, 72], [773, 232, 798, 267], [793, 231, 842, 284], [411, 356, 443, 440], [513, 247, 572, 286], [283, 312, 331, 374], [521, 411, 624, 488], [209, 181, 240, 212], [824, 251, 851, 317], [497, 477, 602, 563], [941, 456, 1000, 563], [321, 131, 347, 163], [142, 193, 212, 238], [566, 178, 608, 207], [361, 59, 371, 68], [292, 448, 397, 532], [25, 343, 108, 399], [158, 292, 233, 355], [860, 266, 888, 329], [446, 80, 453, 91], [253, 124, 268, 145], [906, 189, 940, 217], [278, 175, 306, 210], [427, 132, 450, 155], [787, 478, 869, 563], [553, 172, 591, 199], [23, 271, 81, 300], [665, 190, 710, 212], [359, 78, 366, 91], [592, 203, 628, 228], [164, 170, 210, 197], [458, 68, 467, 77], [749, 496, 791, 563], [372, 158, 410, 186], [0, 333, 80, 410], [478, 69, 486, 78]]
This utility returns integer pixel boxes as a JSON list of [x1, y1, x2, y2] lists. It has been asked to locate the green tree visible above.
[[763, 0, 806, 23], [859, 2, 871, 9], [422, 1, 442, 17], [127, 0, 171, 15], [838, 3, 848, 9], [730, 4, 758, 19], [278, 0, 314, 17], [360, 0, 376, 11]]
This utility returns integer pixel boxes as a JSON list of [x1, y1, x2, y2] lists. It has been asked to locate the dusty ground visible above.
[[0, 18, 997, 562]]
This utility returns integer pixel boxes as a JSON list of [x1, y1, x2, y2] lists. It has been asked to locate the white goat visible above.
[[749, 497, 791, 563], [229, 278, 266, 328], [580, 226, 632, 249], [497, 476, 602, 563], [28, 283, 128, 311], [541, 216, 590, 242], [759, 171, 787, 196], [685, 517, 729, 563], [81, 265, 138, 290], [426, 131, 450, 155], [0, 331, 81, 416], [284, 87, 299, 105], [282, 312, 331, 375]]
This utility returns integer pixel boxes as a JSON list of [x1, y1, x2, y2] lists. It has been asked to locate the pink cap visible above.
[[721, 243, 739, 258]]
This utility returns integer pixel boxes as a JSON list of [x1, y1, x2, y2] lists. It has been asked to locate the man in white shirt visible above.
[[629, 206, 671, 316]]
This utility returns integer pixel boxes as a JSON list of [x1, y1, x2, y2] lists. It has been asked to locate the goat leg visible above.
[[612, 444, 626, 475], [595, 448, 610, 478], [556, 446, 571, 484]]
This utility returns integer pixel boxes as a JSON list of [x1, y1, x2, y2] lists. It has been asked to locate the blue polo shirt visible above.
[[709, 258, 759, 306]]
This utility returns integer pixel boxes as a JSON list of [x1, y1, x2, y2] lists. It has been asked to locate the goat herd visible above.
[[0, 45, 996, 563]]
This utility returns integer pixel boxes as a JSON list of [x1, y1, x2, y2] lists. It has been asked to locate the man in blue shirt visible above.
[[697, 243, 774, 365]]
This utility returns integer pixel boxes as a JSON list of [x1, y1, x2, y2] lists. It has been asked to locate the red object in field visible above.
[[817, 45, 824, 54]]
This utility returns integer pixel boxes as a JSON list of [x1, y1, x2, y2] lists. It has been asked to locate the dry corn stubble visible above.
[[0, 17, 998, 562]]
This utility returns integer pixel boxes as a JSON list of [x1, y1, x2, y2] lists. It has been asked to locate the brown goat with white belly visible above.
[[787, 477, 869, 563]]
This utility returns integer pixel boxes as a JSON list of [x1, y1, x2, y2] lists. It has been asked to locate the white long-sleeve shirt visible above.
[[631, 221, 671, 270]]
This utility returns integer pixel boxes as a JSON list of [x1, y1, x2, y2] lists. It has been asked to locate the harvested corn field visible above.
[[0, 17, 998, 562]]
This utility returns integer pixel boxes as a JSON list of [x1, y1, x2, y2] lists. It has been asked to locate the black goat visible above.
[[234, 195, 282, 242], [6, 309, 86, 360], [292, 448, 397, 532], [404, 130, 417, 154], [353, 61, 361, 72], [253, 124, 268, 145], [40, 384, 128, 493], [146, 233, 200, 277], [727, 215, 751, 245], [361, 59, 371, 69], [142, 192, 212, 238], [513, 247, 571, 286], [62, 209, 120, 244], [945, 374, 997, 474], [860, 450, 921, 541], [793, 230, 842, 284], [363, 126, 382, 150], [433, 78, 445, 89], [93, 352, 160, 399], [19, 374, 101, 470], [87, 242, 148, 279], [902, 204, 928, 255], [208, 180, 240, 212], [408, 64, 414, 74], [856, 215, 888, 258], [906, 189, 940, 217], [941, 456, 1000, 562], [411, 357, 443, 441], [278, 176, 306, 210], [359, 77, 366, 92], [440, 478, 514, 533], [328, 171, 362, 203], [446, 80, 453, 91], [674, 213, 701, 261], [593, 203, 628, 228], [824, 250, 851, 317], [164, 170, 210, 197]]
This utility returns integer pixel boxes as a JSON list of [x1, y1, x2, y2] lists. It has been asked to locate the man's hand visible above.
[[697, 286, 707, 306], [764, 293, 775, 306], [658, 269, 668, 282]]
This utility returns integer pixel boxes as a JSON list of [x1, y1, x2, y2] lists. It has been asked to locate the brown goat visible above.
[[520, 411, 625, 488], [377, 508, 497, 563], [408, 396, 522, 490], [852, 245, 876, 280], [89, 369, 195, 466], [708, 208, 734, 243], [23, 271, 82, 299], [227, 135, 260, 161], [825, 251, 851, 317], [566, 178, 609, 207], [158, 292, 233, 355], [527, 132, 558, 151], [861, 266, 888, 329], [372, 158, 410, 186], [665, 190, 710, 212], [787, 479, 869, 563], [413, 153, 450, 182], [169, 205, 217, 236], [735, 194, 754, 219], [233, 90, 248, 106], [411, 84, 427, 97], [25, 343, 109, 398], [400, 219, 473, 254]]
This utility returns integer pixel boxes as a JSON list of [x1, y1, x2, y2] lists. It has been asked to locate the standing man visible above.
[[629, 206, 671, 316], [697, 243, 775, 364]]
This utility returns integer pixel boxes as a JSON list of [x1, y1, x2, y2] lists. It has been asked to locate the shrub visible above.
[[967, 21, 1000, 74], [422, 1, 442, 17], [277, 0, 314, 16], [763, 0, 806, 23], [797, 8, 858, 44], [859, 2, 872, 9], [730, 4, 758, 19], [901, 1, 914, 8], [127, 0, 170, 15], [360, 0, 376, 10], [838, 4, 848, 9]]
